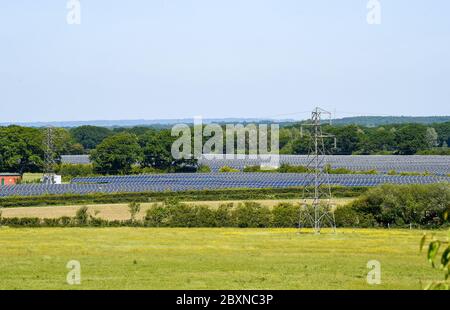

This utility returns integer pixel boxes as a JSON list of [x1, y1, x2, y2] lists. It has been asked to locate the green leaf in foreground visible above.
[[428, 241, 441, 267], [420, 234, 427, 252]]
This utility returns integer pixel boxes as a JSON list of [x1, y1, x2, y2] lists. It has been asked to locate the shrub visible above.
[[243, 166, 263, 172], [0, 217, 41, 227], [215, 203, 234, 227], [57, 163, 94, 178], [193, 205, 217, 227], [144, 204, 169, 227], [232, 202, 271, 228], [278, 164, 312, 173], [128, 202, 141, 221], [167, 203, 197, 227], [75, 206, 89, 225], [219, 166, 240, 173], [349, 183, 450, 227], [334, 205, 376, 227], [59, 216, 73, 226], [197, 165, 212, 173], [271, 203, 299, 227]]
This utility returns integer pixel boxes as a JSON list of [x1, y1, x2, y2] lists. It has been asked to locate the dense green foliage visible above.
[[280, 122, 450, 155], [334, 184, 450, 228], [90, 132, 143, 174], [56, 163, 94, 179], [0, 201, 293, 228], [0, 126, 44, 173], [70, 125, 112, 150], [138, 129, 198, 172]]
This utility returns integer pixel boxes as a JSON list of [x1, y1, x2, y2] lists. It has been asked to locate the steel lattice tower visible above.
[[42, 126, 56, 184], [299, 107, 337, 234]]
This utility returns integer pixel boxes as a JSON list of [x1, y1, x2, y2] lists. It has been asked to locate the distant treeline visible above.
[[330, 116, 450, 126], [2, 115, 449, 128], [0, 121, 449, 174]]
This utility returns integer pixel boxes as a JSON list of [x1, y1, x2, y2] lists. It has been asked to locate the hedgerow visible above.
[[0, 186, 366, 208], [335, 183, 450, 228]]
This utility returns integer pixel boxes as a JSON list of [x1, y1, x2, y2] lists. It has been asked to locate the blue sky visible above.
[[0, 1, 449, 122]]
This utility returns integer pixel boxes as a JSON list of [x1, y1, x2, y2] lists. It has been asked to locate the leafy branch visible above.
[[420, 212, 450, 290]]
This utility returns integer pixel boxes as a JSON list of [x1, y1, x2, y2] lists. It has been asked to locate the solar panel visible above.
[[1, 173, 448, 197], [59, 154, 450, 175]]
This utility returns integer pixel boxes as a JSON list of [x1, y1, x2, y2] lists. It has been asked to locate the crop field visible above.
[[0, 228, 443, 290], [0, 198, 353, 221]]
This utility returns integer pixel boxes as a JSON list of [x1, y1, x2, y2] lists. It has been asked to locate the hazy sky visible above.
[[1, 1, 449, 122]]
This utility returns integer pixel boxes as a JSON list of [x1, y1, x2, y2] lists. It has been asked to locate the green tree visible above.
[[52, 128, 85, 156], [70, 125, 112, 150], [425, 127, 439, 148], [90, 132, 143, 174], [0, 126, 44, 173], [327, 125, 362, 155], [139, 129, 173, 170], [139, 128, 198, 172], [432, 122, 450, 147], [394, 124, 428, 154], [357, 127, 395, 154]]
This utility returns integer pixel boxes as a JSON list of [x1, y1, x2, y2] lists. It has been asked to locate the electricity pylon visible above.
[[42, 127, 56, 184], [299, 107, 337, 234]]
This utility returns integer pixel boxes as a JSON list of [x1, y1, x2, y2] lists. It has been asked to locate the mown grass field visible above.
[[0, 198, 354, 221], [21, 173, 42, 183], [0, 227, 443, 289]]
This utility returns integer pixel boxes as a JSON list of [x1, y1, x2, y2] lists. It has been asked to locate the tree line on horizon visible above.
[[0, 121, 449, 174]]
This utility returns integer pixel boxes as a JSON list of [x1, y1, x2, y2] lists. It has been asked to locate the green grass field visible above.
[[0, 227, 443, 290], [21, 173, 42, 183]]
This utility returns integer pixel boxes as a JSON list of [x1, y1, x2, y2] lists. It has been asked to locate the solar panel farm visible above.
[[3, 3, 450, 304], [1, 143, 450, 289]]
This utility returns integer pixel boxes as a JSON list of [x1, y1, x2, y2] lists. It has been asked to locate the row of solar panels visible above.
[[61, 154, 450, 175], [199, 154, 450, 174], [0, 173, 448, 197]]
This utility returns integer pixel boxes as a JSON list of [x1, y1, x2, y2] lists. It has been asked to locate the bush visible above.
[[193, 205, 217, 227], [75, 206, 89, 225], [215, 203, 234, 227], [271, 203, 299, 227], [278, 164, 312, 173], [219, 166, 240, 173], [334, 205, 376, 227], [232, 202, 271, 228], [57, 164, 94, 178], [197, 165, 212, 173], [0, 217, 41, 227], [128, 202, 141, 221], [166, 202, 197, 227], [144, 204, 169, 227], [348, 183, 450, 227]]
